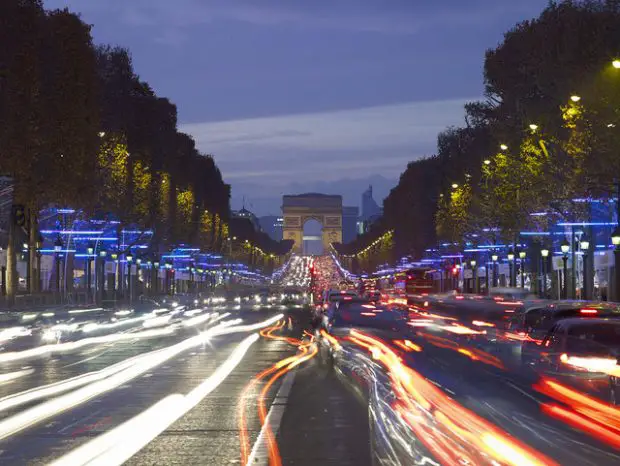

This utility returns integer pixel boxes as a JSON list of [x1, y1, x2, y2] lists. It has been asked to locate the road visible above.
[[0, 303, 371, 466]]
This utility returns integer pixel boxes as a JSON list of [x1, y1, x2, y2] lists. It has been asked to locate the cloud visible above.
[[181, 97, 477, 186]]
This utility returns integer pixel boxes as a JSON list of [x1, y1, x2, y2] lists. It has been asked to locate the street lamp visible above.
[[570, 95, 581, 102], [500, 144, 508, 151], [612, 227, 620, 302], [507, 250, 515, 287], [86, 244, 94, 295], [483, 159, 491, 165], [529, 124, 539, 131], [541, 248, 549, 298], [451, 183, 459, 189], [126, 255, 133, 303], [54, 237, 63, 295], [613, 59, 620, 69], [470, 260, 477, 293], [580, 237, 590, 300], [561, 239, 570, 299], [519, 251, 527, 288], [491, 254, 498, 288]]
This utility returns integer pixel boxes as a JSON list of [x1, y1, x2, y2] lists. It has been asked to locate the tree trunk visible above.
[[29, 209, 37, 293], [6, 215, 17, 306]]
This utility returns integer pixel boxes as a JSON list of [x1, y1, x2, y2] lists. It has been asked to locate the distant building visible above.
[[232, 208, 261, 232], [342, 206, 359, 244], [258, 215, 283, 241], [361, 185, 382, 221]]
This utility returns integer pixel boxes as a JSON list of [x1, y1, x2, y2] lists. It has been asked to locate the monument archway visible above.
[[282, 194, 342, 255]]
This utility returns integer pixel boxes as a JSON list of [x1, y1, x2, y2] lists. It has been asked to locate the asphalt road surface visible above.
[[0, 305, 371, 466]]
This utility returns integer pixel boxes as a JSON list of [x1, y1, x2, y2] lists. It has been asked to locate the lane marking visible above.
[[246, 370, 296, 466], [58, 408, 104, 434]]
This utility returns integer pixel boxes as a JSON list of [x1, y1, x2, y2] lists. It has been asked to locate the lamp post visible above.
[[35, 237, 42, 293], [98, 250, 106, 304], [507, 250, 515, 287], [54, 237, 63, 296], [541, 248, 549, 298], [165, 262, 172, 295], [126, 254, 133, 303], [519, 251, 526, 288], [612, 226, 620, 301], [580, 237, 590, 300], [491, 254, 498, 288], [86, 245, 94, 295], [136, 258, 142, 297], [110, 253, 118, 300], [561, 239, 570, 300], [470, 260, 477, 293], [153, 261, 159, 294], [23, 242, 30, 293]]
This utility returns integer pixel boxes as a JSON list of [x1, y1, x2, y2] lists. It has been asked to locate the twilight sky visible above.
[[46, 0, 548, 215]]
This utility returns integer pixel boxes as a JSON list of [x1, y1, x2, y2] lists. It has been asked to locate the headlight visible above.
[[234, 297, 241, 303]]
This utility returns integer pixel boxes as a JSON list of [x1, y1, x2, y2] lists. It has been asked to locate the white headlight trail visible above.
[[47, 334, 260, 466]]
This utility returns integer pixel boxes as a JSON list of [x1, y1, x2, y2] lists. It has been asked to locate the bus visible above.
[[368, 267, 436, 304]]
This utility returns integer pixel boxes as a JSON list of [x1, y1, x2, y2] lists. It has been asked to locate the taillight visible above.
[[580, 309, 598, 315]]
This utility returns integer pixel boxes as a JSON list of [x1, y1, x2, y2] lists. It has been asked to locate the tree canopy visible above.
[[344, 0, 620, 264]]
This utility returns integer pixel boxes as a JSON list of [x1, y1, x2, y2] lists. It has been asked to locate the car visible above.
[[529, 318, 620, 404], [324, 300, 408, 335]]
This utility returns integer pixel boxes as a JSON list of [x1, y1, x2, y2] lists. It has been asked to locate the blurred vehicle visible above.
[[488, 287, 538, 301], [509, 301, 620, 351], [530, 318, 620, 404], [324, 300, 407, 335], [322, 289, 358, 306]]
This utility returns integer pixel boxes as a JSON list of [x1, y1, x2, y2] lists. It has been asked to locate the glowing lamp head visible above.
[[570, 95, 581, 102], [126, 255, 133, 263], [580, 239, 590, 251], [612, 227, 620, 246], [470, 260, 477, 267], [500, 144, 508, 151], [541, 249, 549, 258], [99, 250, 107, 258], [491, 254, 498, 262], [451, 183, 459, 189], [507, 252, 515, 261], [483, 159, 491, 165], [529, 124, 538, 131], [613, 59, 620, 69], [519, 251, 526, 259], [560, 239, 570, 254]]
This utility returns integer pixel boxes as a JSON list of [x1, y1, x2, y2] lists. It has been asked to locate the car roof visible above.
[[555, 317, 620, 328]]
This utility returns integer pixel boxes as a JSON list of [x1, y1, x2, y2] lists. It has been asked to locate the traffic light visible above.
[[11, 204, 26, 227]]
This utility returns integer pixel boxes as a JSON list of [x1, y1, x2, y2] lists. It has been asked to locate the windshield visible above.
[[566, 323, 620, 355]]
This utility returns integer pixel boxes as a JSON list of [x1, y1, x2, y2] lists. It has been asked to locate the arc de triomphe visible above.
[[281, 193, 343, 254]]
